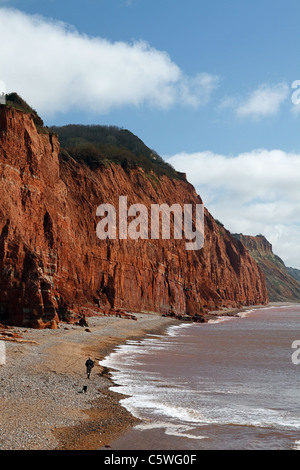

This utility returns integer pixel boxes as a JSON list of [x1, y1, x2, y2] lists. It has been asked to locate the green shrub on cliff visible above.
[[2, 92, 183, 180], [50, 124, 184, 180], [5, 92, 46, 131]]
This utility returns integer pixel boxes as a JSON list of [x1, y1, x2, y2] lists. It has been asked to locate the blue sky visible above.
[[2, 0, 299, 155], [0, 0, 300, 267]]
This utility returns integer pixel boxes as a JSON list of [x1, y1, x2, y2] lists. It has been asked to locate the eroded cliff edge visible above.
[[0, 106, 268, 327], [233, 234, 300, 302]]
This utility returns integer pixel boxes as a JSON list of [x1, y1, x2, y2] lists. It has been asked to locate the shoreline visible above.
[[0, 301, 298, 450], [204, 300, 300, 320], [0, 312, 180, 450]]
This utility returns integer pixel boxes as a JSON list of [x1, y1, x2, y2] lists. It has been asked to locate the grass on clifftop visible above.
[[50, 124, 185, 180], [2, 93, 184, 180], [3, 92, 46, 132]]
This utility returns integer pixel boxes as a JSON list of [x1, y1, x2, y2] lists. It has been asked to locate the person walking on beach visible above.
[[85, 356, 94, 379]]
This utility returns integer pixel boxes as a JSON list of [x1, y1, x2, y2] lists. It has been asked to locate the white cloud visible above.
[[220, 83, 289, 118], [237, 83, 289, 117], [0, 7, 218, 116], [178, 73, 220, 108], [166, 149, 300, 268]]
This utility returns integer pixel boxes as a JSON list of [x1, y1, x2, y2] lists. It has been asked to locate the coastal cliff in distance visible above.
[[0, 99, 268, 328], [233, 234, 300, 302], [287, 267, 300, 283]]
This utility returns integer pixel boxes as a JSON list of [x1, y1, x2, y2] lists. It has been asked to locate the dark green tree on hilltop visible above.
[[51, 124, 184, 180], [1, 93, 184, 180]]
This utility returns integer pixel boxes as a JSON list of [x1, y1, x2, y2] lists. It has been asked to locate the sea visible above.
[[100, 305, 300, 450]]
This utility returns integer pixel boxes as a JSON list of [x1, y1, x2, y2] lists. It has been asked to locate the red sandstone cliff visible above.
[[0, 106, 268, 327]]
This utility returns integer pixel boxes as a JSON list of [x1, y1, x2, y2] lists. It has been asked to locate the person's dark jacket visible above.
[[85, 359, 94, 369]]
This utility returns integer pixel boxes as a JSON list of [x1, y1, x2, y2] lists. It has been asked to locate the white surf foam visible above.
[[100, 305, 300, 447], [134, 422, 208, 440], [111, 379, 300, 432], [292, 440, 300, 450], [207, 315, 237, 324]]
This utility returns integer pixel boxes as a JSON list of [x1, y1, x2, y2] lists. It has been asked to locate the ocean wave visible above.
[[134, 422, 208, 440], [292, 440, 300, 450], [119, 392, 300, 431], [100, 305, 300, 449], [165, 323, 195, 336], [207, 315, 237, 324]]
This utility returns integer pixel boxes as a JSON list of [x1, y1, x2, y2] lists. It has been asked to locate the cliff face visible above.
[[287, 267, 300, 283], [0, 107, 268, 327], [233, 234, 300, 302]]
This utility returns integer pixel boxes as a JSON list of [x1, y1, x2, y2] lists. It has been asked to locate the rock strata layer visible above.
[[234, 234, 300, 302], [0, 107, 268, 327]]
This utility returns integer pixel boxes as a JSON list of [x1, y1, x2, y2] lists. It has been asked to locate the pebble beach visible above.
[[0, 313, 179, 450]]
